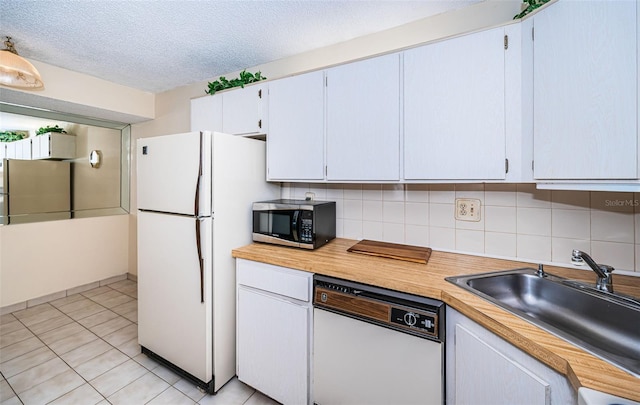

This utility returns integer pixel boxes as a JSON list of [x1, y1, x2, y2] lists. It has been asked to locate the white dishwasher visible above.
[[313, 275, 444, 405]]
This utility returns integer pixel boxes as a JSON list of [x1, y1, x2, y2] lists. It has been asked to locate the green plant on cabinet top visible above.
[[36, 125, 67, 135], [206, 70, 267, 95], [514, 0, 551, 19], [0, 131, 25, 142]]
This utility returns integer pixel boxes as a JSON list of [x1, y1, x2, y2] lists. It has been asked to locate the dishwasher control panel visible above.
[[313, 275, 443, 341]]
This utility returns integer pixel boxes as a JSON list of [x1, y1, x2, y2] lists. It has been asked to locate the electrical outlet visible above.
[[455, 198, 481, 222]]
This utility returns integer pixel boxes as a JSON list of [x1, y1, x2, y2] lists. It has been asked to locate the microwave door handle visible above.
[[292, 211, 299, 242]]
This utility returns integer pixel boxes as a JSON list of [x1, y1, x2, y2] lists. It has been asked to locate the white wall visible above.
[[0, 215, 129, 307]]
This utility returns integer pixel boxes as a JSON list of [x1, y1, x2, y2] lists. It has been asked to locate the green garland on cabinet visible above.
[[206, 70, 267, 95], [0, 131, 24, 142], [514, 0, 551, 19]]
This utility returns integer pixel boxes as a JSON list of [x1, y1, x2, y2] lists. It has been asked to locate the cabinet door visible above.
[[191, 95, 222, 132], [237, 287, 309, 405], [222, 85, 266, 135], [267, 71, 325, 181], [326, 53, 400, 181], [404, 27, 506, 180], [533, 0, 637, 180]]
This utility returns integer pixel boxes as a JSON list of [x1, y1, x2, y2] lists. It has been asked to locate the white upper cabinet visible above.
[[326, 53, 401, 181], [222, 84, 267, 136], [533, 0, 638, 180], [404, 26, 508, 180], [190, 95, 223, 132], [267, 71, 325, 181]]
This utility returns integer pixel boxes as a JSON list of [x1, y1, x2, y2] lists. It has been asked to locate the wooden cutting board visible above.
[[347, 240, 432, 264]]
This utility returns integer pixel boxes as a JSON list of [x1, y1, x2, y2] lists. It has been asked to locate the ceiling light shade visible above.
[[0, 37, 44, 90]]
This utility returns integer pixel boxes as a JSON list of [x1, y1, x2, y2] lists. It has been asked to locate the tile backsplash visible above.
[[281, 183, 640, 273]]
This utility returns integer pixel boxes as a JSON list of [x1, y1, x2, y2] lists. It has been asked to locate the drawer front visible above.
[[236, 259, 312, 302]]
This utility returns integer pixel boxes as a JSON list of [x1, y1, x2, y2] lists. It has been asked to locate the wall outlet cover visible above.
[[455, 198, 481, 222]]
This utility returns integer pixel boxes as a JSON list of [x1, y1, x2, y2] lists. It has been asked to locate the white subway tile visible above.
[[516, 184, 551, 208], [591, 192, 634, 212], [551, 209, 590, 239], [485, 232, 517, 257], [455, 229, 484, 254], [325, 184, 344, 200], [484, 184, 517, 207], [455, 205, 484, 231], [430, 184, 455, 204], [591, 210, 634, 243], [516, 234, 551, 262], [342, 199, 363, 221], [363, 221, 383, 241], [343, 220, 363, 240], [362, 200, 383, 222], [383, 223, 405, 244], [635, 244, 640, 272], [429, 226, 455, 250], [343, 184, 363, 200], [485, 206, 516, 233], [309, 185, 327, 200], [551, 237, 590, 265], [550, 190, 590, 210], [362, 184, 383, 201], [455, 184, 484, 200], [517, 207, 551, 236], [591, 241, 634, 272], [383, 201, 404, 224], [405, 202, 429, 226], [335, 218, 344, 238], [406, 184, 429, 203], [430, 203, 455, 229], [405, 225, 429, 247], [382, 184, 404, 201]]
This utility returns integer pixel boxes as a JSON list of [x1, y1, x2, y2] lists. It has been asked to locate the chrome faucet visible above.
[[571, 250, 615, 293]]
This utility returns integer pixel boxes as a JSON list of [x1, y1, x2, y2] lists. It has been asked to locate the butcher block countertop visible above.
[[232, 238, 640, 402]]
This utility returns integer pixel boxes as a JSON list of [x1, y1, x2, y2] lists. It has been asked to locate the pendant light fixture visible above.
[[0, 36, 44, 90]]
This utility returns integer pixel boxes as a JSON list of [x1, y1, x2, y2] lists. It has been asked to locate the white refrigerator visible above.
[[136, 131, 278, 393]]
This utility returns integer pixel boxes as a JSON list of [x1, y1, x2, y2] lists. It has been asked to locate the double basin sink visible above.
[[446, 268, 640, 377]]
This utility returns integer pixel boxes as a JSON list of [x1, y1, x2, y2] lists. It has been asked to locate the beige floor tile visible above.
[[0, 337, 45, 363], [26, 314, 74, 335], [147, 386, 196, 404], [49, 294, 86, 309], [81, 286, 113, 298], [0, 314, 17, 325], [89, 359, 147, 397], [197, 377, 255, 405], [77, 310, 119, 329], [244, 391, 281, 405], [60, 339, 112, 368], [0, 346, 57, 379], [150, 363, 181, 385], [38, 323, 86, 345], [110, 300, 137, 316], [0, 378, 17, 402], [56, 298, 94, 314], [173, 379, 207, 403], [115, 337, 140, 358], [0, 328, 34, 349], [0, 320, 26, 336], [74, 348, 128, 381], [103, 324, 137, 347], [48, 330, 98, 356], [122, 310, 138, 323], [107, 372, 169, 405], [66, 303, 108, 321], [18, 369, 84, 405], [47, 383, 105, 405], [12, 304, 64, 327], [132, 353, 159, 371], [8, 357, 71, 394], [89, 317, 132, 338]]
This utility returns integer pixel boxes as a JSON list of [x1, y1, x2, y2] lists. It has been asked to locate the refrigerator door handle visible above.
[[195, 218, 204, 303], [194, 133, 203, 216]]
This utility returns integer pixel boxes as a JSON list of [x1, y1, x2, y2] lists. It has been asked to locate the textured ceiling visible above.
[[1, 0, 479, 94]]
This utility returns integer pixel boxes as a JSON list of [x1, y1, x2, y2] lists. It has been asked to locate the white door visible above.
[[137, 132, 211, 215], [404, 26, 506, 180], [326, 53, 401, 181], [138, 211, 213, 383], [533, 0, 637, 179], [222, 85, 265, 135], [267, 70, 325, 181]]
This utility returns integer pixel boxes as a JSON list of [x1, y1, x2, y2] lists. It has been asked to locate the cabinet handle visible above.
[[258, 119, 262, 129], [258, 89, 262, 98]]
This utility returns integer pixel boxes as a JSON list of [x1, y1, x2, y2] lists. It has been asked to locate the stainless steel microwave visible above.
[[252, 199, 336, 249]]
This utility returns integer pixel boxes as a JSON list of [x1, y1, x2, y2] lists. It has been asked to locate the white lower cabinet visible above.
[[236, 259, 313, 405], [446, 307, 576, 405]]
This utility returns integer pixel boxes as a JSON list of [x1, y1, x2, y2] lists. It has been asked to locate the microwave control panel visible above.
[[300, 211, 313, 243]]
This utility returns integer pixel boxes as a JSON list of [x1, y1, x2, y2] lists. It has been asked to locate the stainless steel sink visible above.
[[446, 268, 640, 377]]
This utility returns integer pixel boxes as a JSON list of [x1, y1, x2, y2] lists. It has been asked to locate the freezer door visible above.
[[137, 211, 213, 383], [137, 132, 211, 216]]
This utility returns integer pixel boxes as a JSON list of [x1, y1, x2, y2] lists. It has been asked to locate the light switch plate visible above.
[[455, 198, 481, 222]]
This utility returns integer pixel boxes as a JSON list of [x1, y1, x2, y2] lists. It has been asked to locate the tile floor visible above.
[[0, 279, 279, 405]]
